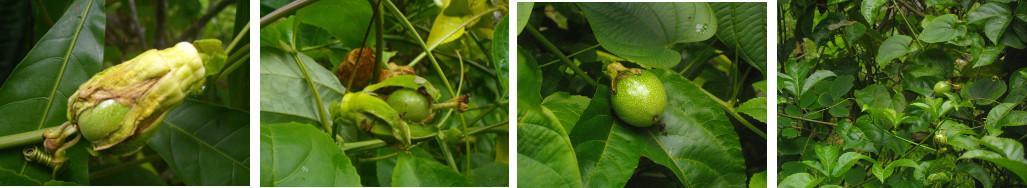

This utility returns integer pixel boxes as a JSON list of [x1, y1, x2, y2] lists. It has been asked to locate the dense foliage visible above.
[[778, 0, 1027, 187]]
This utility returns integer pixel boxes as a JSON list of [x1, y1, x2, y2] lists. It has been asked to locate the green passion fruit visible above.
[[934, 81, 952, 93], [611, 70, 667, 127], [77, 99, 131, 143], [387, 88, 432, 122]]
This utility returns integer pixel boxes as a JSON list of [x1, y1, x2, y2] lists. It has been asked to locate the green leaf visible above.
[[90, 165, 166, 186], [964, 78, 1007, 106], [962, 149, 1027, 172], [259, 122, 361, 186], [426, 0, 489, 48], [711, 2, 767, 73], [392, 154, 472, 186], [972, 45, 1004, 68], [259, 47, 345, 127], [738, 97, 767, 123], [542, 92, 590, 133], [1005, 68, 1027, 104], [871, 159, 919, 183], [296, 0, 373, 49], [516, 2, 534, 35], [801, 70, 836, 96], [749, 171, 767, 188], [517, 47, 543, 114], [492, 16, 509, 92], [0, 0, 104, 184], [831, 152, 874, 177], [642, 69, 747, 187], [467, 162, 509, 187], [968, 3, 1012, 44], [579, 2, 717, 68], [854, 84, 899, 110], [920, 14, 965, 43], [876, 35, 912, 66], [148, 100, 249, 185], [861, 0, 887, 24], [517, 106, 582, 188], [1017, 3, 1027, 22], [778, 173, 821, 188], [567, 85, 643, 188], [0, 167, 42, 185]]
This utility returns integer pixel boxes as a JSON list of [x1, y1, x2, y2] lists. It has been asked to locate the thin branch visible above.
[[154, 0, 168, 48], [126, 0, 148, 49], [779, 113, 838, 126], [175, 0, 237, 42], [524, 24, 598, 86], [259, 0, 319, 28]]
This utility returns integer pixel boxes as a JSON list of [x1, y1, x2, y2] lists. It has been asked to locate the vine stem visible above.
[[697, 86, 766, 138], [0, 128, 48, 150], [259, 0, 319, 28], [340, 122, 507, 152], [524, 24, 599, 86], [540, 44, 601, 67], [384, 0, 455, 97], [778, 113, 838, 126]]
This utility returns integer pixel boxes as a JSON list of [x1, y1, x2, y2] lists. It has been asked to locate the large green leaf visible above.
[[516, 2, 534, 35], [542, 92, 590, 132], [567, 85, 643, 188], [641, 69, 747, 187], [711, 2, 767, 73], [391, 154, 472, 186], [920, 14, 965, 43], [960, 136, 1027, 183], [295, 0, 373, 49], [148, 100, 249, 185], [492, 16, 509, 92], [579, 2, 717, 68], [964, 78, 1007, 106], [517, 106, 582, 188], [259, 47, 345, 127], [90, 165, 166, 186], [967, 3, 1012, 44], [0, 0, 103, 184], [259, 122, 360, 186], [876, 35, 912, 66]]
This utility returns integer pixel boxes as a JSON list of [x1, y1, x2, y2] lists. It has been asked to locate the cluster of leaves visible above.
[[258, 0, 508, 186], [778, 0, 1027, 187], [516, 2, 767, 188], [0, 0, 249, 186]]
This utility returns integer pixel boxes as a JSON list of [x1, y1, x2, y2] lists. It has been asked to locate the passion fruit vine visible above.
[[607, 62, 667, 127]]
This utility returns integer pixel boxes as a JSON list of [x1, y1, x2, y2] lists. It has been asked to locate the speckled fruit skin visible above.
[[387, 88, 431, 121], [612, 71, 667, 127], [78, 100, 131, 142]]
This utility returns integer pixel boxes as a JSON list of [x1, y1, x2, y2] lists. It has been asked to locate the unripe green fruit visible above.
[[934, 133, 948, 146], [611, 71, 667, 127], [387, 88, 431, 122], [934, 81, 952, 93], [78, 100, 131, 142]]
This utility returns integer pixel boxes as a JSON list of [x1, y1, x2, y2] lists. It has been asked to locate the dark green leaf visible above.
[[568, 85, 643, 188], [149, 100, 249, 185], [920, 14, 965, 43], [0, 0, 104, 184], [711, 2, 767, 73], [259, 122, 361, 186], [876, 35, 912, 66], [296, 0, 373, 49], [90, 165, 166, 186], [964, 78, 1007, 106], [644, 69, 747, 187], [467, 162, 509, 187], [579, 2, 717, 68], [861, 0, 887, 24]]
